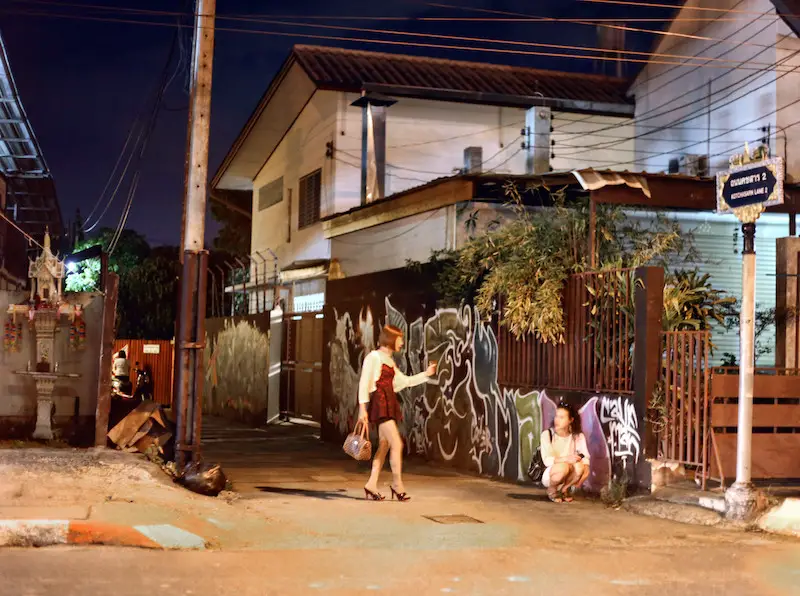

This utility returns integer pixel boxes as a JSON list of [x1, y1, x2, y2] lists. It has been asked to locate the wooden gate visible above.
[[113, 339, 174, 406], [280, 311, 323, 422], [660, 331, 712, 488], [710, 368, 800, 481]]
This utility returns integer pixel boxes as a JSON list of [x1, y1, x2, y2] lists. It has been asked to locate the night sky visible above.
[[1, 0, 670, 247]]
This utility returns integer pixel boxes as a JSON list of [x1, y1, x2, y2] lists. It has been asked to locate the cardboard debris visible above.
[[108, 400, 173, 456]]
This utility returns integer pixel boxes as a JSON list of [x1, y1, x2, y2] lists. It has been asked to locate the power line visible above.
[[551, 46, 800, 154], [10, 0, 786, 24], [2, 5, 794, 71], [554, 0, 764, 133], [0, 210, 45, 250], [425, 2, 782, 51], [581, 0, 800, 19], [564, 96, 800, 171]]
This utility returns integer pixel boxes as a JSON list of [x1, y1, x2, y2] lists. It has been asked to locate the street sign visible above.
[[716, 156, 784, 216]]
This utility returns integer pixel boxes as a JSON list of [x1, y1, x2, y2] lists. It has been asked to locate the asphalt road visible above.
[[0, 418, 797, 596]]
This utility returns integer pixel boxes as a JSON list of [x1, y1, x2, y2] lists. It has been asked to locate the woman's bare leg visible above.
[[547, 463, 571, 499], [365, 437, 389, 493], [381, 420, 406, 493], [561, 463, 589, 498]]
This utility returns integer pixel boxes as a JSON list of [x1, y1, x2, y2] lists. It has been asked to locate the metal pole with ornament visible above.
[[716, 145, 784, 520]]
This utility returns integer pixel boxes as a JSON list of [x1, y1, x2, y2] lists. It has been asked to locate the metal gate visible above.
[[660, 330, 712, 488], [280, 311, 323, 422]]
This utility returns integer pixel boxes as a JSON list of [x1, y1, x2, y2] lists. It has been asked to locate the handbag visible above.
[[343, 421, 372, 461], [527, 428, 553, 483]]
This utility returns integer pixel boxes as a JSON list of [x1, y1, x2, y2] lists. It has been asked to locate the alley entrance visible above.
[[280, 310, 323, 422]]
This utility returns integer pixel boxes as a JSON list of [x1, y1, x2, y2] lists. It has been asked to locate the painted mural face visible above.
[[327, 296, 643, 490]]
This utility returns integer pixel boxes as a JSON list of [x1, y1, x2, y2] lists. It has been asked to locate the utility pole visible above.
[[173, 0, 216, 470]]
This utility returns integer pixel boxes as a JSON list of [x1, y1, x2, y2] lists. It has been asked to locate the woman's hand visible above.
[[358, 404, 369, 426], [560, 454, 580, 464], [425, 361, 438, 377]]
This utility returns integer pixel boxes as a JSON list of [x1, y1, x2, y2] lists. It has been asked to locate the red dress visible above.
[[368, 364, 402, 425]]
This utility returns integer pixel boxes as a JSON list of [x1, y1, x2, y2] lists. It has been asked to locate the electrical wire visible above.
[[424, 2, 782, 51], [554, 56, 800, 159], [581, 0, 800, 18], [13, 0, 788, 23], [560, 96, 800, 171], [1, 5, 794, 71], [0, 210, 45, 250]]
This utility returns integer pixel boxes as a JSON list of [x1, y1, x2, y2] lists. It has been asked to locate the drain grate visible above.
[[423, 514, 483, 524]]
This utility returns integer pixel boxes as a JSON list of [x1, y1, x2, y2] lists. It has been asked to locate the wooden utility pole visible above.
[[173, 0, 216, 469]]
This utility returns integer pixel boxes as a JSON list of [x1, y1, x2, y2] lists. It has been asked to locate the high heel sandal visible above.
[[390, 486, 411, 502], [364, 488, 385, 501]]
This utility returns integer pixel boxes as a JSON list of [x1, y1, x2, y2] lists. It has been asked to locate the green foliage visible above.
[[64, 229, 183, 339], [210, 200, 250, 257], [414, 184, 689, 343], [117, 255, 180, 339], [662, 270, 736, 331], [66, 228, 152, 292]]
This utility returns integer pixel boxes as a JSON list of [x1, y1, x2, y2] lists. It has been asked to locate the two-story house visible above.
[[211, 44, 636, 312]]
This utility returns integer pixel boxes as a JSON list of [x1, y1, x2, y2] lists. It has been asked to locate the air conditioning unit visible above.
[[672, 154, 709, 177], [463, 146, 483, 174]]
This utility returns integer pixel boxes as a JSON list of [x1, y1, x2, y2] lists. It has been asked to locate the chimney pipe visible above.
[[352, 93, 396, 204]]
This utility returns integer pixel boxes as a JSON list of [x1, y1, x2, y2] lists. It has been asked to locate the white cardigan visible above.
[[358, 350, 429, 404]]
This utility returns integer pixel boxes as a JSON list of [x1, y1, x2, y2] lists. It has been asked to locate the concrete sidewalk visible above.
[[0, 447, 271, 549], [623, 479, 800, 538]]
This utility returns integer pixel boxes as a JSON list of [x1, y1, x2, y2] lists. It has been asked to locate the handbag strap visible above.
[[354, 420, 368, 437]]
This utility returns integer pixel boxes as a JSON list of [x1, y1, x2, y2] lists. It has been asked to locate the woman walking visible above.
[[358, 325, 436, 501], [540, 402, 591, 503]]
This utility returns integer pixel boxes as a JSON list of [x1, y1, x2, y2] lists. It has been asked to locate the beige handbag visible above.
[[343, 421, 372, 461]]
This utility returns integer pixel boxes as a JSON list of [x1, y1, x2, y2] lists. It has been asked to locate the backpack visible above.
[[526, 428, 553, 483]]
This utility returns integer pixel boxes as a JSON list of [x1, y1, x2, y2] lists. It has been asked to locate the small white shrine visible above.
[[7, 230, 80, 440], [28, 230, 65, 305]]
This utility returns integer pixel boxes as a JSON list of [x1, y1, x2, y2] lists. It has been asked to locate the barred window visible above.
[[298, 169, 322, 229]]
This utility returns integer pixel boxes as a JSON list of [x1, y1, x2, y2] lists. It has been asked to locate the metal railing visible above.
[[660, 330, 711, 487], [497, 268, 635, 394]]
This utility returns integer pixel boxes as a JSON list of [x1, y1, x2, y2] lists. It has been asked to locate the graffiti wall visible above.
[[323, 267, 647, 490], [204, 313, 271, 426]]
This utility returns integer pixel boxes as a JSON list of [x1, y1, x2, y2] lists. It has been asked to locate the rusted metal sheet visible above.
[[113, 339, 175, 406]]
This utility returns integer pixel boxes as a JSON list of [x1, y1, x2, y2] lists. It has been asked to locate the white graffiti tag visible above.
[[599, 396, 641, 464]]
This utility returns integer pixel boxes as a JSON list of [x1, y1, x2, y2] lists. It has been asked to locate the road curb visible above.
[[0, 520, 206, 549], [757, 497, 800, 538]]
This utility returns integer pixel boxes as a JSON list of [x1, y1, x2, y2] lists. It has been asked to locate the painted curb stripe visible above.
[[67, 522, 161, 548], [133, 524, 206, 549], [0, 520, 69, 547]]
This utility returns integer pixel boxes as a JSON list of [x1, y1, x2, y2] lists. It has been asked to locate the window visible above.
[[298, 169, 322, 229], [257, 177, 283, 211]]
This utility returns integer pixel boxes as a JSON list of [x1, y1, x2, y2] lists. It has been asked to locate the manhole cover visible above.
[[423, 515, 483, 524]]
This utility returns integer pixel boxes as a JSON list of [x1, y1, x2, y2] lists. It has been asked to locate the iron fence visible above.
[[497, 268, 635, 394]]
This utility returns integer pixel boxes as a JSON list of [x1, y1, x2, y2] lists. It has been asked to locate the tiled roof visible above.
[[292, 45, 633, 107]]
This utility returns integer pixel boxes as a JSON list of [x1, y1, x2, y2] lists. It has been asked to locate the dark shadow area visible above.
[[507, 492, 551, 502], [255, 486, 362, 500]]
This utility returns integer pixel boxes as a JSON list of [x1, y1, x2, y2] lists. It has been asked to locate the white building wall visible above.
[[550, 113, 636, 171], [632, 0, 800, 178], [331, 209, 450, 278], [251, 90, 339, 268], [333, 93, 635, 213]]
